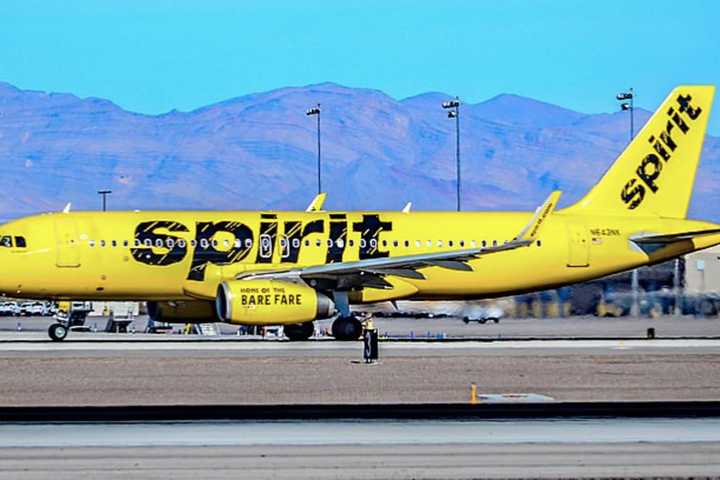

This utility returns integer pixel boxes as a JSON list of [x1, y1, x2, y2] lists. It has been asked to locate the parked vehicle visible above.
[[0, 302, 17, 316], [461, 304, 504, 324]]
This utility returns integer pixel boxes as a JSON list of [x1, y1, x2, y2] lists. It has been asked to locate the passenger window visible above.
[[336, 239, 344, 248], [492, 240, 498, 246], [89, 240, 96, 247], [326, 239, 333, 247], [382, 240, 387, 247], [404, 240, 409, 247], [537, 240, 542, 247], [471, 240, 477, 248], [360, 239, 367, 248], [155, 239, 163, 248], [143, 239, 152, 247], [426, 240, 432, 247], [178, 240, 186, 248], [482, 240, 487, 247], [111, 240, 117, 247], [292, 238, 300, 248], [0, 236, 12, 248], [100, 240, 106, 247], [437, 240, 443, 247], [348, 239, 354, 247], [370, 239, 377, 248], [123, 240, 129, 247], [223, 239, 229, 248], [260, 235, 272, 258], [211, 240, 218, 247], [316, 239, 322, 247], [200, 239, 209, 249], [304, 239, 310, 247], [448, 240, 454, 247], [393, 240, 398, 247], [459, 240, 465, 247], [281, 236, 290, 258], [245, 238, 252, 248], [191, 239, 197, 247], [14, 236, 26, 248], [167, 239, 176, 248]]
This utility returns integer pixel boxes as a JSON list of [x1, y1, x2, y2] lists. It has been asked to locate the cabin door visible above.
[[567, 223, 590, 267], [55, 218, 81, 268]]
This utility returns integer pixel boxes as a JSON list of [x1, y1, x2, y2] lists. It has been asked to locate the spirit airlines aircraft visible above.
[[0, 86, 716, 341]]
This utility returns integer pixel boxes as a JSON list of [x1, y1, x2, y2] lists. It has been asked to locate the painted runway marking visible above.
[[0, 339, 718, 352]]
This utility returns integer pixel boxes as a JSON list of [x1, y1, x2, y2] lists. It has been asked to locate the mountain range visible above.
[[1, 81, 719, 221]]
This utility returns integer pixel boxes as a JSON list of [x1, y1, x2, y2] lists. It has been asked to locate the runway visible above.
[[1, 419, 720, 479]]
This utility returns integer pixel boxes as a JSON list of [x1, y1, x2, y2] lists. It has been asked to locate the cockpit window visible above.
[[14, 236, 26, 248], [0, 236, 12, 248]]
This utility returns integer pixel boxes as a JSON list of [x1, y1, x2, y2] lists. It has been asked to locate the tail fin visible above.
[[566, 85, 714, 218]]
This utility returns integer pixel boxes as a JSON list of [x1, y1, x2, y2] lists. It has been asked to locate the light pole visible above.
[[617, 89, 640, 316], [616, 88, 634, 141], [306, 104, 321, 194], [442, 97, 461, 211], [97, 189, 112, 212]]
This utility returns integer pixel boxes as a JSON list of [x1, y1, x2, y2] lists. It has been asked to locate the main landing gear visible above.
[[331, 314, 363, 341], [329, 290, 363, 341], [48, 322, 68, 341], [283, 321, 314, 341]]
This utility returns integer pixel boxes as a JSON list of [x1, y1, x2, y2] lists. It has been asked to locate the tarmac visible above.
[[4, 314, 720, 339], [2, 315, 720, 479]]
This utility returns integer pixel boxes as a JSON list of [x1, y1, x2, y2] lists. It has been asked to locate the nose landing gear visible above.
[[48, 322, 68, 341]]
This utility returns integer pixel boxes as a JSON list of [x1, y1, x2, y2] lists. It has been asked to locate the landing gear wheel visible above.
[[283, 322, 314, 341], [331, 315, 363, 341], [48, 323, 68, 342]]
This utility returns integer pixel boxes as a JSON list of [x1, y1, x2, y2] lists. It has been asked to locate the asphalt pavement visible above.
[[1, 420, 719, 479]]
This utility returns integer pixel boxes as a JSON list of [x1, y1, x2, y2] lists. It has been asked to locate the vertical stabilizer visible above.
[[566, 85, 714, 218]]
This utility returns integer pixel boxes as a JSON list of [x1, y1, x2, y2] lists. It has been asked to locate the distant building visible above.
[[685, 245, 720, 294]]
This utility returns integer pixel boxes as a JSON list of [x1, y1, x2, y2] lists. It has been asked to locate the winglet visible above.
[[62, 202, 72, 214], [402, 202, 412, 213], [516, 191, 561, 242], [305, 193, 327, 212]]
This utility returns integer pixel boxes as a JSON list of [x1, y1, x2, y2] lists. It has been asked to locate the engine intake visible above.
[[216, 279, 334, 325]]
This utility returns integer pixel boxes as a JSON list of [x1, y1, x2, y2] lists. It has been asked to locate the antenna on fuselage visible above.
[[402, 202, 412, 213], [62, 203, 72, 214]]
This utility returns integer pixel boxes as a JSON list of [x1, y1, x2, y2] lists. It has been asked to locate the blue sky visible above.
[[1, 0, 719, 133]]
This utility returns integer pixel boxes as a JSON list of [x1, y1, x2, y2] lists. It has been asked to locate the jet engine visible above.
[[215, 279, 334, 325], [146, 300, 217, 323]]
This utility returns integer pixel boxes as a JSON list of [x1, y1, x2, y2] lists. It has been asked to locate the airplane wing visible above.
[[305, 193, 327, 212], [241, 191, 561, 283]]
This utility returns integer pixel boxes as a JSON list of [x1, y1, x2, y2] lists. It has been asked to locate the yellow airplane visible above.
[[0, 85, 716, 341]]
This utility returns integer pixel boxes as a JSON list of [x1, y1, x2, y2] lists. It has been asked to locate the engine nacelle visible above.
[[146, 300, 217, 324], [215, 279, 334, 326]]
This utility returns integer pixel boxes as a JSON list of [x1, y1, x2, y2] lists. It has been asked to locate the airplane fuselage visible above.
[[1, 209, 717, 302]]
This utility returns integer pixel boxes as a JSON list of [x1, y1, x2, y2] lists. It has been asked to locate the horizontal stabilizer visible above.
[[632, 228, 720, 245]]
